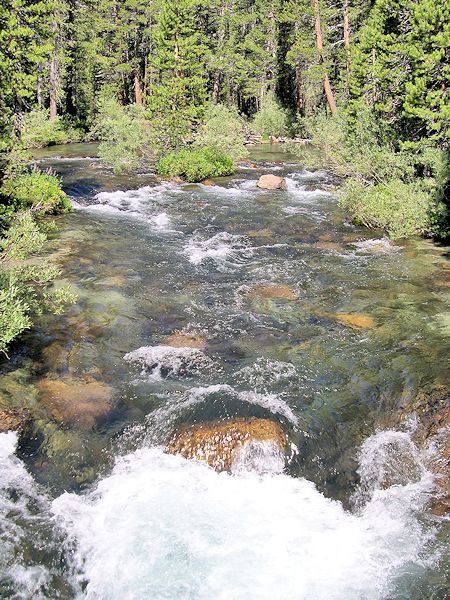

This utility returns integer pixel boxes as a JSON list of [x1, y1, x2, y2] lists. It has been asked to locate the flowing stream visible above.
[[0, 144, 448, 598]]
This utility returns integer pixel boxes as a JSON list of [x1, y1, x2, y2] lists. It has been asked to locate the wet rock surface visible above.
[[244, 284, 298, 301], [318, 311, 376, 329], [37, 377, 115, 430], [378, 385, 449, 516], [256, 174, 287, 190], [162, 331, 207, 349], [166, 417, 287, 471], [0, 407, 31, 435]]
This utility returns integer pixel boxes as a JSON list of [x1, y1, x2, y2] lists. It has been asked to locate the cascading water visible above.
[[0, 427, 442, 600], [1, 144, 448, 598]]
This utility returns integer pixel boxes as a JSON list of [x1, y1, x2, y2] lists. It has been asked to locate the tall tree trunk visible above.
[[135, 74, 142, 104], [212, 74, 222, 104], [295, 64, 304, 112], [49, 19, 58, 120], [211, 0, 227, 104], [343, 0, 351, 94], [343, 0, 350, 49], [37, 67, 43, 108], [312, 0, 337, 115]]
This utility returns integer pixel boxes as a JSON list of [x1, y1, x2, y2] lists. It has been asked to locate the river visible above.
[[0, 143, 448, 598]]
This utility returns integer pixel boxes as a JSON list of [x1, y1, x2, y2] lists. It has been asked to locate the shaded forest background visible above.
[[0, 0, 448, 148]]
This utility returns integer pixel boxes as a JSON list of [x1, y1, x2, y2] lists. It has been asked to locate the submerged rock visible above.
[[0, 407, 31, 436], [256, 174, 287, 190], [162, 331, 207, 349], [314, 241, 344, 252], [246, 228, 274, 239], [334, 313, 376, 329], [42, 342, 70, 372], [201, 179, 216, 187], [37, 377, 114, 430], [378, 384, 449, 516], [166, 417, 287, 471], [244, 283, 298, 301], [0, 367, 40, 410]]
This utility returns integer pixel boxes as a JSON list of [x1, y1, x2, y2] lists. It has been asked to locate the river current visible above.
[[0, 144, 448, 598]]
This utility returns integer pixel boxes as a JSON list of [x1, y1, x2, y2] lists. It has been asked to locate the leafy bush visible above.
[[0, 212, 76, 356], [157, 147, 235, 182], [297, 109, 448, 238], [21, 109, 81, 148], [1, 171, 71, 215], [93, 98, 152, 173], [149, 108, 199, 157], [196, 104, 248, 160], [251, 92, 289, 138], [339, 178, 445, 239]]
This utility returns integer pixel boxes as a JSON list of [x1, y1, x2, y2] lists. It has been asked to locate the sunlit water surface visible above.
[[0, 143, 448, 598]]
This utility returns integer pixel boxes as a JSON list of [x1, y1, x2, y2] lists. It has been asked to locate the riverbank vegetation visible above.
[[157, 147, 235, 182], [0, 0, 448, 228], [0, 155, 73, 354], [0, 211, 75, 356]]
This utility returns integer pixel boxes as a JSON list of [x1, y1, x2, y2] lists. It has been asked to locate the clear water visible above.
[[0, 144, 448, 598]]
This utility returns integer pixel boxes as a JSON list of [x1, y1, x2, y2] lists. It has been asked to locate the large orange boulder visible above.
[[166, 417, 287, 471]]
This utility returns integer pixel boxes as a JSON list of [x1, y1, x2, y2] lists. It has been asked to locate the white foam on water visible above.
[[149, 211, 171, 230], [183, 232, 252, 270], [77, 183, 183, 231], [124, 345, 213, 381], [351, 237, 400, 254], [231, 440, 285, 476], [0, 433, 51, 599], [236, 358, 297, 391], [200, 182, 252, 197], [145, 384, 298, 433], [92, 182, 182, 210], [281, 205, 326, 224], [52, 428, 440, 600], [35, 156, 100, 163], [285, 177, 333, 198], [73, 184, 182, 233], [290, 169, 329, 181]]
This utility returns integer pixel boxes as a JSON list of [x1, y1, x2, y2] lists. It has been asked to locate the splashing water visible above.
[[0, 433, 54, 599], [124, 345, 214, 381], [183, 232, 252, 270], [49, 428, 440, 600]]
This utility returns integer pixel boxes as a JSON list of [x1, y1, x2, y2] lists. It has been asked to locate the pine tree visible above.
[[0, 0, 55, 148], [403, 0, 449, 146], [350, 0, 449, 147], [147, 0, 208, 150]]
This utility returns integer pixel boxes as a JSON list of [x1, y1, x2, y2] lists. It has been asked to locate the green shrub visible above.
[[251, 92, 289, 138], [1, 171, 71, 214], [148, 110, 198, 157], [157, 147, 235, 182], [196, 105, 248, 160], [339, 178, 446, 239], [300, 110, 415, 180], [93, 98, 152, 173], [0, 211, 76, 356], [21, 109, 81, 148], [296, 109, 448, 239]]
